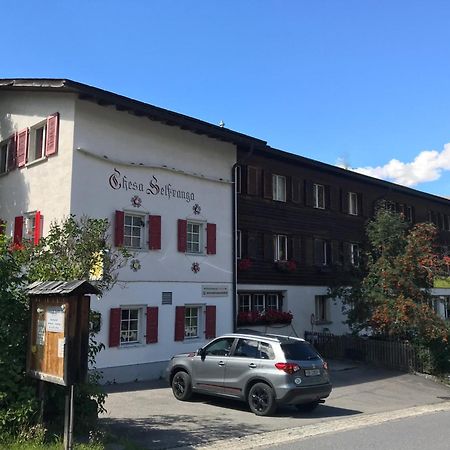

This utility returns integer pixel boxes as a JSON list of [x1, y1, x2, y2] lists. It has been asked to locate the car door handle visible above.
[[218, 361, 225, 366], [248, 363, 257, 369]]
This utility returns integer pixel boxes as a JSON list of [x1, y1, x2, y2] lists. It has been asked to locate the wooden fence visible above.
[[304, 331, 430, 373]]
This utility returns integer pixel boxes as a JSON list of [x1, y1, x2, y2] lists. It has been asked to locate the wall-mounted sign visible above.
[[108, 168, 197, 203], [202, 286, 229, 297]]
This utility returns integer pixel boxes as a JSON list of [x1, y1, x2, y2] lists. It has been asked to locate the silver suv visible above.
[[166, 331, 332, 416]]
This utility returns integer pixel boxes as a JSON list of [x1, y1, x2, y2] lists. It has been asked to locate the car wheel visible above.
[[295, 400, 320, 412], [171, 371, 193, 401], [248, 382, 277, 416]]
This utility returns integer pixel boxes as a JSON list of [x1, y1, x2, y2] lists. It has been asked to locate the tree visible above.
[[0, 215, 130, 440], [0, 226, 37, 439], [330, 204, 449, 371]]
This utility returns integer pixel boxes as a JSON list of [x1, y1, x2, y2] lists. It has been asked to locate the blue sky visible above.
[[4, 1, 450, 197]]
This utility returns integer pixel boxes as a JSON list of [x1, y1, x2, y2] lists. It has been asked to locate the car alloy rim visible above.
[[251, 387, 269, 412], [174, 376, 185, 396]]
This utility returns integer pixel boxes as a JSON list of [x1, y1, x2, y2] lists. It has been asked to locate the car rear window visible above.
[[281, 342, 320, 361]]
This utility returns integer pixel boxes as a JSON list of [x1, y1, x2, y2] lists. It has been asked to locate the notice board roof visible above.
[[27, 280, 101, 296]]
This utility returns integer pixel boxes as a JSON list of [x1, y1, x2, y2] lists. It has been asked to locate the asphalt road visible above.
[[262, 409, 450, 450], [100, 361, 450, 449]]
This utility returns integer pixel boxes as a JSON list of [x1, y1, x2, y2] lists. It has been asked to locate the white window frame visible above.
[[274, 234, 288, 261], [236, 229, 242, 259], [348, 192, 358, 216], [405, 205, 413, 223], [120, 306, 144, 346], [272, 174, 286, 202], [28, 120, 47, 164], [350, 243, 360, 267], [313, 183, 325, 209], [187, 221, 204, 254], [239, 294, 251, 312], [445, 297, 450, 320], [23, 212, 38, 242], [184, 304, 204, 339], [124, 212, 146, 249], [0, 140, 9, 174], [238, 292, 283, 313], [315, 239, 331, 266], [315, 295, 331, 323]]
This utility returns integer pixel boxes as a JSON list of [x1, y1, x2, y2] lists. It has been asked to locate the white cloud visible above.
[[341, 143, 450, 187]]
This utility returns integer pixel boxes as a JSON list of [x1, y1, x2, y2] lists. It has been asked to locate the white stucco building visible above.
[[0, 79, 264, 382]]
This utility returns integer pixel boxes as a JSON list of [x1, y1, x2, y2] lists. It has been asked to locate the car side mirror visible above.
[[198, 347, 206, 361]]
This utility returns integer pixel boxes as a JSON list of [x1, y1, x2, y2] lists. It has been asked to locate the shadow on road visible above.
[[103, 414, 262, 450]]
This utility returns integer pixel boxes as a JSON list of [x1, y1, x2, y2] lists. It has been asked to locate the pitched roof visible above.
[[0, 78, 266, 147]]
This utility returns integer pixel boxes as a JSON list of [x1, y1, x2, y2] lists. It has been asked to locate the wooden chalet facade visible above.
[[236, 145, 450, 335]]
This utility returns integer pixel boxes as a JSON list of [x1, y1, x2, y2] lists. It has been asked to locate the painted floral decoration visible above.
[[131, 195, 142, 208], [130, 259, 141, 272], [191, 262, 200, 273], [193, 204, 202, 215]]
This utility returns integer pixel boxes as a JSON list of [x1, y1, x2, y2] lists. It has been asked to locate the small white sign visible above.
[[46, 307, 65, 333], [202, 285, 229, 297], [57, 338, 65, 358], [36, 320, 46, 346]]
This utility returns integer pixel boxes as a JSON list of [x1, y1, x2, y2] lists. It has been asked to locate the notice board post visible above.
[[26, 281, 100, 450]]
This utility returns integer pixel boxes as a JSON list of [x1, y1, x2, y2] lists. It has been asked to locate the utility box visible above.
[[26, 281, 100, 386]]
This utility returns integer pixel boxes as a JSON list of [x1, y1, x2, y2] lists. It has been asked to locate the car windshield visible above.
[[281, 342, 320, 361]]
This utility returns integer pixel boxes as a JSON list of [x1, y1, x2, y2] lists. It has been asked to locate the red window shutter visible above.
[[16, 129, 28, 168], [7, 133, 17, 170], [205, 305, 216, 339], [148, 215, 161, 250], [146, 307, 159, 344], [109, 308, 121, 347], [174, 306, 185, 341], [206, 223, 217, 255], [177, 219, 187, 252], [45, 113, 59, 156], [14, 216, 23, 245], [33, 211, 42, 246], [115, 210, 124, 247]]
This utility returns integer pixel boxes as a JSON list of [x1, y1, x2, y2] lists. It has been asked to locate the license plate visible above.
[[304, 368, 320, 377]]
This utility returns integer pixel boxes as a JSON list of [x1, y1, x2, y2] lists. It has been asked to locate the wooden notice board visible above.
[[27, 295, 90, 386]]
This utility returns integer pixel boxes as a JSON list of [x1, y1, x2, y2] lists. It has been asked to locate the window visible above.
[[350, 243, 360, 267], [124, 213, 145, 249], [274, 234, 288, 261], [204, 337, 235, 356], [266, 293, 280, 310], [187, 221, 203, 253], [314, 239, 331, 266], [0, 140, 8, 174], [315, 295, 331, 323], [235, 339, 262, 358], [239, 294, 251, 312], [444, 215, 450, 231], [28, 121, 47, 163], [313, 184, 325, 209], [120, 307, 142, 345], [272, 174, 286, 202], [445, 298, 450, 320], [238, 292, 283, 312], [348, 192, 358, 215], [23, 214, 37, 241], [236, 229, 242, 259], [405, 205, 413, 222], [185, 306, 202, 338], [235, 165, 241, 194]]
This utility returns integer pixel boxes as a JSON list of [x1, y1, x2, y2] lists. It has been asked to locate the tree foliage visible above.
[[0, 216, 130, 440], [330, 204, 449, 345]]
